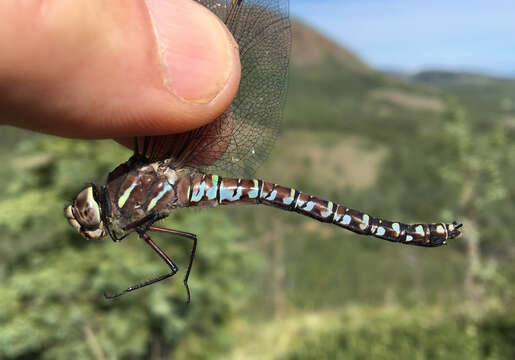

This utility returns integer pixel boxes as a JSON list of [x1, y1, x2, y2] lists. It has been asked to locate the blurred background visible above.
[[1, 1, 515, 359]]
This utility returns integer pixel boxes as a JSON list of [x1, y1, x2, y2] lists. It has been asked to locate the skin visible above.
[[0, 0, 241, 146]]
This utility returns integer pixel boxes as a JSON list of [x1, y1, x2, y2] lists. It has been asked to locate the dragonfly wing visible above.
[[136, 0, 291, 178]]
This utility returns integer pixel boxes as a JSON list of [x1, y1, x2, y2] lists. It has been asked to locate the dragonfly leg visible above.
[[149, 226, 197, 304], [104, 233, 179, 299], [133, 137, 139, 156]]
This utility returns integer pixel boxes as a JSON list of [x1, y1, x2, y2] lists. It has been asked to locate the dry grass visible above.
[[262, 131, 388, 193], [369, 88, 445, 113], [230, 310, 343, 360], [500, 115, 515, 129]]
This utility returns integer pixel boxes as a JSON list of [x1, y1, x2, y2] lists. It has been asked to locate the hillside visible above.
[[413, 70, 515, 129], [288, 24, 515, 137], [284, 21, 447, 146], [290, 20, 369, 72]]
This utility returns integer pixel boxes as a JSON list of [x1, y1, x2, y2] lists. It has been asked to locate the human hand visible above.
[[0, 0, 241, 140]]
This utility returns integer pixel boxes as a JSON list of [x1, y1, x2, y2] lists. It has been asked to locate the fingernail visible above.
[[145, 0, 236, 104]]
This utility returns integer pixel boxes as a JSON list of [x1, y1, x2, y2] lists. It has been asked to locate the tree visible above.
[[436, 99, 513, 309]]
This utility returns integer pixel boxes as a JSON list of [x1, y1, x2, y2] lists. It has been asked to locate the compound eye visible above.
[[74, 186, 101, 227]]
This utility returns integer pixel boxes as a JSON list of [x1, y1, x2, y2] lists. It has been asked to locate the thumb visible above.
[[0, 0, 241, 139]]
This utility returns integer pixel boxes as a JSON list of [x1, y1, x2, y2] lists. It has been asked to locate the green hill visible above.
[[413, 70, 515, 129], [285, 21, 446, 146]]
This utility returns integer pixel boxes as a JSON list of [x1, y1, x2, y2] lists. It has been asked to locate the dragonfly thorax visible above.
[[64, 184, 107, 240]]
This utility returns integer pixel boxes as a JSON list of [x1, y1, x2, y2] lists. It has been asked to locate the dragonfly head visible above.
[[64, 184, 107, 240]]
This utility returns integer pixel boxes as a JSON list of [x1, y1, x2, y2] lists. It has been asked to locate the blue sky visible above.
[[290, 0, 515, 77]]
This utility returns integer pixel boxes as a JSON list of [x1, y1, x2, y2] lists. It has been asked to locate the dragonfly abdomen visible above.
[[258, 181, 460, 246], [187, 173, 262, 207], [187, 174, 461, 247]]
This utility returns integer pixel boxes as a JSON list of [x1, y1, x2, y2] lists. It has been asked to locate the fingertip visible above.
[[0, 0, 241, 139], [90, 0, 242, 137]]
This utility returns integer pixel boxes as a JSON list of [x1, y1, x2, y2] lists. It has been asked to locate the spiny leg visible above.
[[104, 233, 179, 299], [149, 226, 197, 303]]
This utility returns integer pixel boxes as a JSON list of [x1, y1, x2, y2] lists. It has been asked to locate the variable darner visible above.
[[65, 0, 462, 300]]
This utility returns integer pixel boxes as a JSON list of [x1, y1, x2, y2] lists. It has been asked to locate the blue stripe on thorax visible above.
[[117, 174, 141, 209], [147, 182, 172, 211], [118, 183, 137, 209]]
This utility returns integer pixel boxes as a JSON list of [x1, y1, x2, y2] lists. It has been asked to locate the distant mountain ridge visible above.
[[290, 20, 369, 72], [286, 19, 446, 140], [288, 20, 515, 131], [413, 70, 515, 126], [413, 70, 515, 87]]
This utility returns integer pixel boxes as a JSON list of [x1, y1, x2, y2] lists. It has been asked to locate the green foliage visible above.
[[281, 307, 515, 360], [0, 212, 255, 359], [0, 134, 259, 359], [285, 59, 441, 146], [438, 99, 510, 212], [413, 71, 515, 128]]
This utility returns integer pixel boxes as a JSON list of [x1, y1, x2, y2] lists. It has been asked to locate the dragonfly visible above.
[[64, 0, 462, 301]]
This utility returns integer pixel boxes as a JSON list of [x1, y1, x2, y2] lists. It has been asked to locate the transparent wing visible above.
[[136, 0, 291, 178]]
